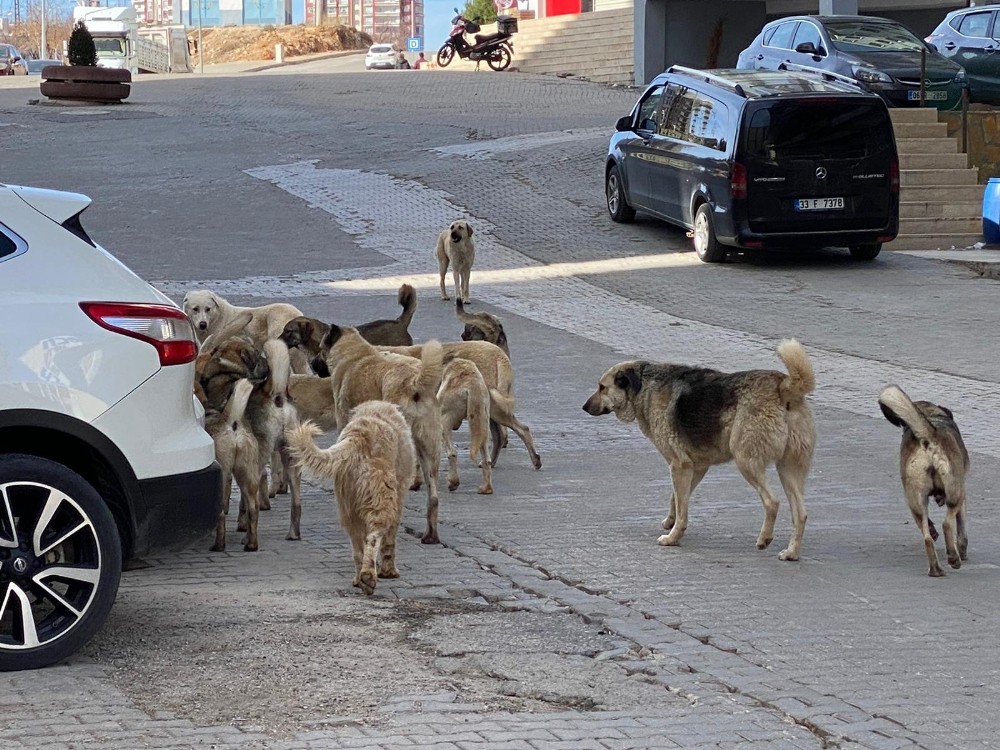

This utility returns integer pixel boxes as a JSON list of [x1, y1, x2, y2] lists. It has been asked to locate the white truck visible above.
[[70, 6, 192, 74]]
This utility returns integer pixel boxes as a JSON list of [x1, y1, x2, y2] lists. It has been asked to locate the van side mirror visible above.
[[615, 115, 634, 132]]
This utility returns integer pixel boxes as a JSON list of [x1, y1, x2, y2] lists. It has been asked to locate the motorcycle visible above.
[[436, 8, 515, 72]]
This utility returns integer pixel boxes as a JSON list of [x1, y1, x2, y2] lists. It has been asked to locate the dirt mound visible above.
[[190, 23, 372, 65]]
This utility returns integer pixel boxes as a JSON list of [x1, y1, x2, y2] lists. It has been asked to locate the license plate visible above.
[[908, 90, 947, 101], [794, 197, 845, 211]]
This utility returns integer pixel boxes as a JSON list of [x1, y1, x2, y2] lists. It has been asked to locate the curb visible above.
[[244, 48, 365, 73]]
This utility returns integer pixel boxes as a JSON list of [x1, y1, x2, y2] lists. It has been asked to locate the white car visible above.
[[0, 184, 221, 671], [366, 43, 400, 70]]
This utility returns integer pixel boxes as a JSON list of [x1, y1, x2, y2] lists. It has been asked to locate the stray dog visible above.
[[317, 325, 444, 543], [436, 220, 475, 303], [456, 300, 509, 358], [878, 385, 969, 577], [381, 340, 542, 471], [582, 340, 816, 561], [288, 374, 338, 433], [288, 403, 416, 595], [183, 290, 303, 346], [438, 358, 493, 495], [200, 379, 262, 554]]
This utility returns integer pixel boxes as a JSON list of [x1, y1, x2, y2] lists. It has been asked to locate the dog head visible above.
[[279, 316, 331, 356], [456, 300, 509, 355], [196, 336, 267, 412], [183, 290, 223, 337], [583, 362, 643, 423], [448, 220, 473, 244]]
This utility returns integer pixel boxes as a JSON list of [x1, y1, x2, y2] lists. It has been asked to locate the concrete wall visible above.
[[941, 110, 1000, 185]]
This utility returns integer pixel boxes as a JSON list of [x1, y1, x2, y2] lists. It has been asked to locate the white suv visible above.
[[365, 43, 401, 70], [0, 184, 221, 671]]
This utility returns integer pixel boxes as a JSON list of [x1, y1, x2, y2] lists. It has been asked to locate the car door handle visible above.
[[755, 54, 764, 60]]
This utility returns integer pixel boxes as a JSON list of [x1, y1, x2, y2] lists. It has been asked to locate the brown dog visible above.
[[456, 300, 509, 358], [318, 325, 444, 544], [438, 357, 493, 495], [288, 403, 416, 595], [879, 385, 970, 577], [436, 220, 475, 303], [583, 340, 816, 561]]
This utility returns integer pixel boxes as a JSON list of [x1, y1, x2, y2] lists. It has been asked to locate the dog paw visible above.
[[358, 570, 377, 595], [448, 479, 460, 491], [243, 539, 259, 552], [285, 532, 301, 541], [778, 548, 798, 561], [440, 295, 450, 301], [410, 480, 423, 492], [531, 455, 542, 470], [378, 567, 400, 579], [236, 520, 248, 532], [928, 565, 945, 577], [756, 535, 774, 550], [477, 485, 493, 495], [661, 516, 675, 531], [948, 553, 962, 569], [259, 498, 271, 511], [421, 531, 441, 545], [210, 542, 226, 552], [657, 534, 681, 546]]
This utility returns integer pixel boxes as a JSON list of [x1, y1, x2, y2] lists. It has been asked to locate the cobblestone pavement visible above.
[[2, 65, 1000, 749]]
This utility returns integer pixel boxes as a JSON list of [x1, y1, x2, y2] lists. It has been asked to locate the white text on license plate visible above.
[[908, 90, 947, 101], [795, 197, 844, 211]]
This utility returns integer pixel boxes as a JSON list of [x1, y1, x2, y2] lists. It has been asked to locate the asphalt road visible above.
[[1, 63, 999, 750]]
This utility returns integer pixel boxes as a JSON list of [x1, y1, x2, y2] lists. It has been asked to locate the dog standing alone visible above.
[[288, 403, 416, 595], [878, 385, 969, 577], [582, 340, 816, 561], [436, 220, 475, 304]]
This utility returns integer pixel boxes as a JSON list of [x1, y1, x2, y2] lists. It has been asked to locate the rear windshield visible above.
[[370, 45, 393, 53], [742, 100, 892, 162], [824, 21, 925, 52]]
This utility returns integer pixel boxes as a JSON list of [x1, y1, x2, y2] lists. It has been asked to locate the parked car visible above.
[[737, 15, 966, 110], [0, 44, 28, 76], [927, 7, 1000, 105], [25, 58, 62, 76], [605, 67, 899, 262], [365, 44, 400, 70], [0, 183, 221, 671]]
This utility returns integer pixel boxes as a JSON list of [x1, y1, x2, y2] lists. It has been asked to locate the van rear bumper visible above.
[[727, 226, 898, 249]]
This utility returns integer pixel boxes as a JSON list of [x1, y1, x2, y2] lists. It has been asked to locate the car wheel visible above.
[[693, 203, 727, 263], [605, 164, 636, 223], [0, 454, 122, 671], [849, 243, 881, 261]]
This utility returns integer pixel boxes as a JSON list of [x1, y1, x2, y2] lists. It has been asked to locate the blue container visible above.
[[983, 177, 1000, 245]]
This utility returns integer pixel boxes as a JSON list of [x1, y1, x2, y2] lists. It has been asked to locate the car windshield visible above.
[[824, 21, 925, 52], [26, 60, 56, 72], [743, 100, 892, 162], [95, 38, 126, 56]]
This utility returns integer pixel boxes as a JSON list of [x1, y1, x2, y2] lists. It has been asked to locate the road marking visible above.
[[157, 160, 1000, 458]]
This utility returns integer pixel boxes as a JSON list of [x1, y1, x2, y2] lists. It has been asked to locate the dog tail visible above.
[[416, 339, 444, 401], [263, 338, 292, 406], [878, 385, 936, 442], [286, 420, 342, 481], [223, 378, 254, 426], [777, 339, 816, 402], [396, 284, 417, 329]]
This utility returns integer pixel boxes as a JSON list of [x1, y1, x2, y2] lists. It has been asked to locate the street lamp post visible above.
[[40, 0, 47, 59], [197, 0, 204, 74]]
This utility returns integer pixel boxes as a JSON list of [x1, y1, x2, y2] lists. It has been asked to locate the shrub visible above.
[[67, 20, 97, 67]]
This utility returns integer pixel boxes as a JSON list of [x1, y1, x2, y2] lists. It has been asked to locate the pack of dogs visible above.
[[184, 221, 970, 587]]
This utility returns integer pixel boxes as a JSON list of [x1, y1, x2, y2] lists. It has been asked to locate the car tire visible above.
[[0, 454, 122, 672], [693, 203, 727, 263], [849, 243, 881, 261], [606, 164, 636, 223]]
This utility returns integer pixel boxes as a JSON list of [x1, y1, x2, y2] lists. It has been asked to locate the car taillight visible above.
[[889, 157, 899, 195], [731, 162, 748, 200], [80, 302, 198, 366]]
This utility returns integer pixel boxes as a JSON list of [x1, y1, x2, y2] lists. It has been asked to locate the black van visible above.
[[605, 67, 899, 262]]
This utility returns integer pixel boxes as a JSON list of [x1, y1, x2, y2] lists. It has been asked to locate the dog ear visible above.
[[321, 324, 343, 350], [878, 400, 905, 428], [614, 366, 641, 394], [466, 223, 473, 237], [939, 405, 955, 420], [182, 292, 191, 308], [311, 355, 330, 377]]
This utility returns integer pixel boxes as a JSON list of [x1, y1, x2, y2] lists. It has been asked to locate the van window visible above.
[[660, 89, 728, 150], [766, 22, 798, 50], [792, 22, 824, 52], [742, 100, 892, 163], [635, 85, 664, 131]]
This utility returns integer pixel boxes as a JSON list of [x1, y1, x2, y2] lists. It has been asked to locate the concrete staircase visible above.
[[512, 8, 633, 84], [890, 108, 983, 251]]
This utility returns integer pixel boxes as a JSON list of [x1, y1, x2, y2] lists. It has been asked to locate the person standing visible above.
[[413, 52, 426, 69]]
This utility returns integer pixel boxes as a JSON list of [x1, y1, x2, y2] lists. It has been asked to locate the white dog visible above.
[[183, 290, 303, 347], [436, 220, 476, 304]]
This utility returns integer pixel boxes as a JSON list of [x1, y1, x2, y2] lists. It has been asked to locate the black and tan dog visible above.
[[279, 284, 418, 374], [456, 300, 509, 358], [583, 340, 816, 561], [878, 385, 969, 577]]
